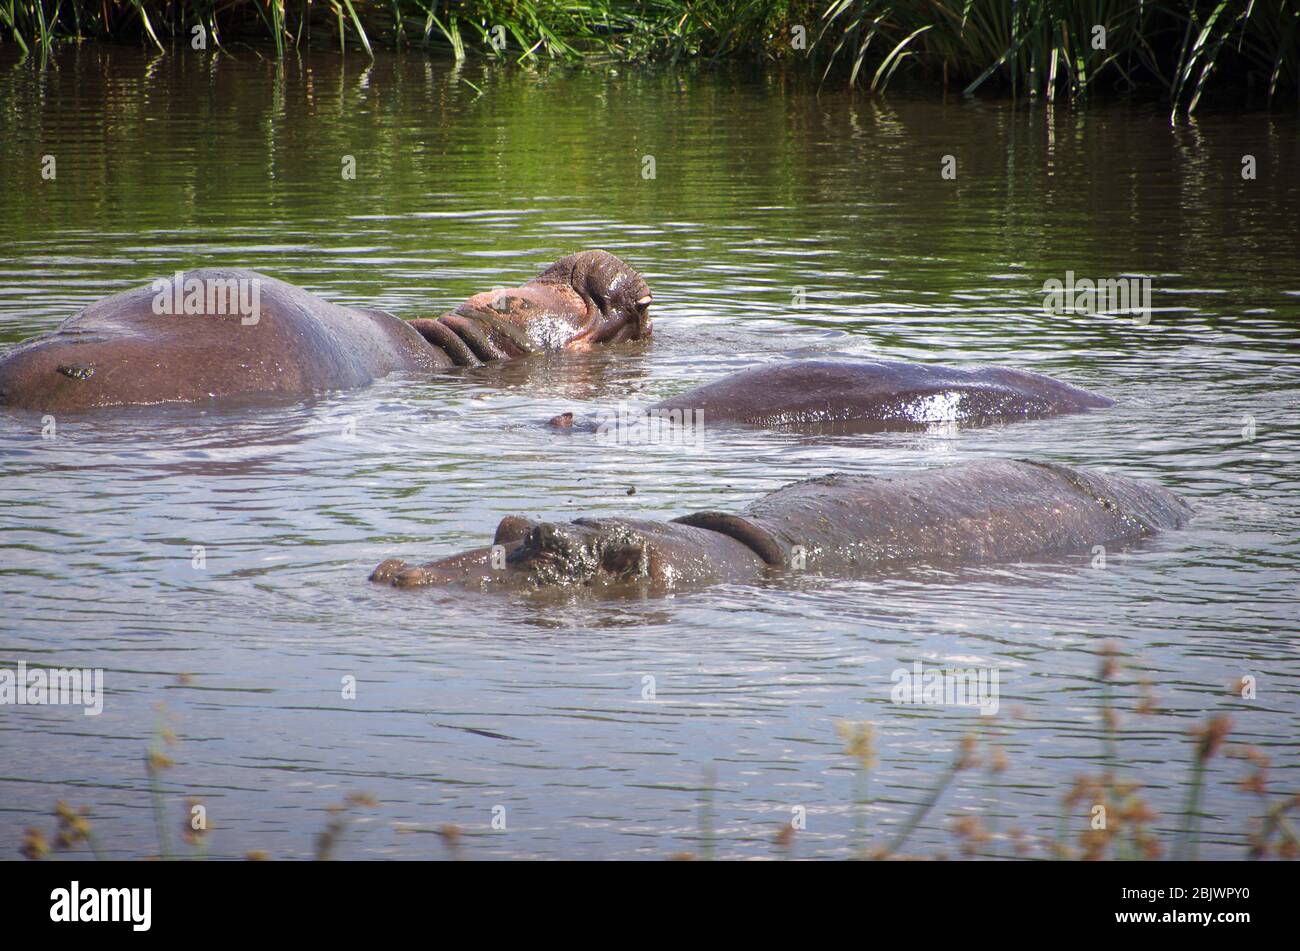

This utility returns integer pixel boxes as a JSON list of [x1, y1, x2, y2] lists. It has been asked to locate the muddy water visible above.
[[0, 46, 1296, 859]]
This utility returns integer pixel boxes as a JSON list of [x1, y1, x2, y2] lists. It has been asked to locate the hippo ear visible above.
[[494, 516, 538, 546], [634, 293, 652, 335]]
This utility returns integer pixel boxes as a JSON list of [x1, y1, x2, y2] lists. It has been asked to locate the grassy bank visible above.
[[1, 2, 1296, 111]]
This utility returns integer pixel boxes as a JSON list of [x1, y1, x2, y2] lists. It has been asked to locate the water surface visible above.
[[0, 46, 1297, 859]]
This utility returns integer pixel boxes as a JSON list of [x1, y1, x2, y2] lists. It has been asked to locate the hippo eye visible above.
[[600, 540, 649, 579]]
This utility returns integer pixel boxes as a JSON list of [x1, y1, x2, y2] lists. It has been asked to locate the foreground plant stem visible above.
[[879, 738, 969, 858]]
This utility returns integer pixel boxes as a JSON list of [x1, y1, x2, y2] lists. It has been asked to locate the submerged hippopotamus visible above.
[[552, 359, 1113, 434], [0, 250, 651, 412], [370, 459, 1189, 594]]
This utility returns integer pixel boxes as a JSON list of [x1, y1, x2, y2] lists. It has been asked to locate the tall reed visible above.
[[1, 2, 1293, 112], [815, 0, 1299, 113]]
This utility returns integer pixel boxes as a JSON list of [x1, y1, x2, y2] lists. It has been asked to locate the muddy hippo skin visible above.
[[371, 459, 1189, 594], [0, 250, 651, 412], [551, 359, 1112, 433]]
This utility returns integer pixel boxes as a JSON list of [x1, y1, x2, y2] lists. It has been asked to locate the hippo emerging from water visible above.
[[551, 359, 1113, 434], [0, 251, 651, 412], [370, 459, 1189, 594]]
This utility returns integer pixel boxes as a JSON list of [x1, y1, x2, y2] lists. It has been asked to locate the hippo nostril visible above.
[[369, 558, 408, 583], [393, 567, 432, 588]]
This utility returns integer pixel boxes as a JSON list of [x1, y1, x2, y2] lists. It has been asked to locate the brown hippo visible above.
[[0, 250, 651, 412], [370, 459, 1189, 594], [551, 359, 1113, 435]]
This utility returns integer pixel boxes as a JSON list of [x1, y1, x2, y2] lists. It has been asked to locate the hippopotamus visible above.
[[551, 359, 1113, 434], [0, 250, 651, 412], [370, 459, 1189, 594]]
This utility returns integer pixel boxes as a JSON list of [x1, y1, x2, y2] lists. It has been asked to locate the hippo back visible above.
[[0, 268, 448, 411], [678, 460, 1189, 572], [650, 360, 1113, 431]]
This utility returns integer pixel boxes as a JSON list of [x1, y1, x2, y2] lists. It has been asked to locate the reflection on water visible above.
[[0, 46, 1297, 860]]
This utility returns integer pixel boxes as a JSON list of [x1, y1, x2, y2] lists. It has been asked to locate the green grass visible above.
[[0, 2, 1296, 113], [816, 1, 1300, 114]]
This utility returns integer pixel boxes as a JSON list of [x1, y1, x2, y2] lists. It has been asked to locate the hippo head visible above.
[[427, 250, 652, 364], [532, 250, 653, 350], [371, 517, 657, 592], [369, 511, 773, 593]]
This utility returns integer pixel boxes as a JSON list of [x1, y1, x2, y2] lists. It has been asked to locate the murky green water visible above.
[[0, 45, 1297, 860]]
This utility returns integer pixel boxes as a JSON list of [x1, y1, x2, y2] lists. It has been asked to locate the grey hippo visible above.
[[551, 359, 1114, 434], [0, 250, 651, 412], [370, 459, 1189, 594]]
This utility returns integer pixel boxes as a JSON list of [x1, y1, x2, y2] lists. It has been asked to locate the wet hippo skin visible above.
[[0, 250, 651, 412], [371, 459, 1189, 595], [552, 359, 1114, 434]]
